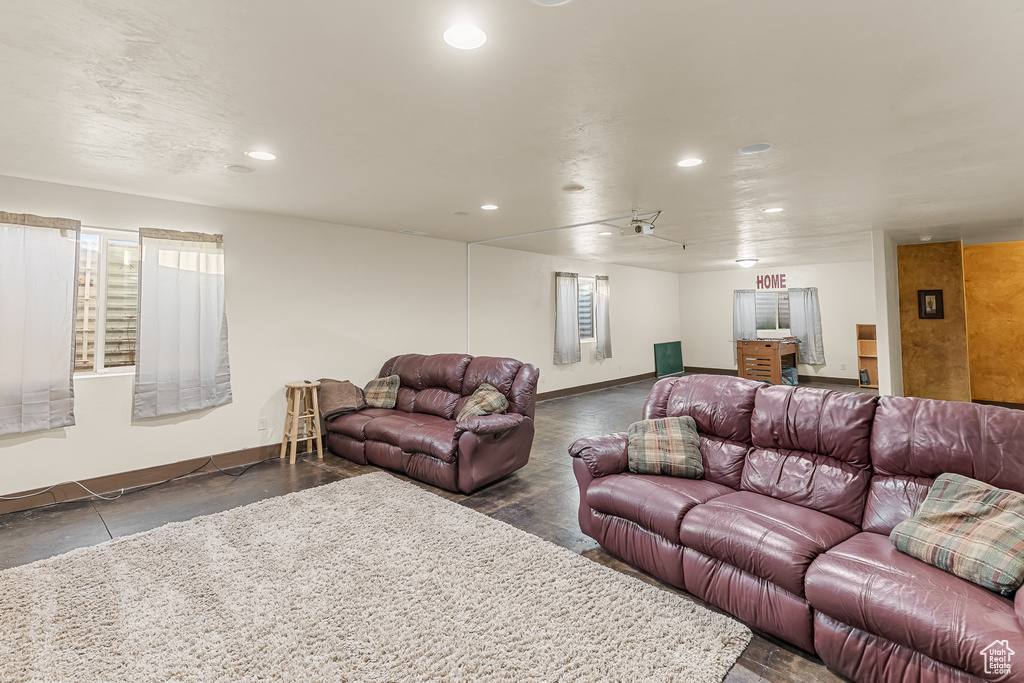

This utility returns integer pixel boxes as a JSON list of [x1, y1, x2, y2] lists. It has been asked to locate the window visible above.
[[755, 291, 790, 331], [75, 230, 139, 373], [578, 276, 595, 341]]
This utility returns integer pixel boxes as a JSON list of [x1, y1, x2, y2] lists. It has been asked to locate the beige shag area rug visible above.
[[0, 472, 750, 682]]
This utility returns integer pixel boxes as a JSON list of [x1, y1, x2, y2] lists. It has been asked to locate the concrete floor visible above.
[[0, 374, 861, 682]]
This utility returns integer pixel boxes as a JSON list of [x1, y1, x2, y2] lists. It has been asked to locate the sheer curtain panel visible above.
[[0, 213, 80, 436], [733, 289, 757, 343], [553, 271, 581, 365], [594, 275, 612, 360], [789, 287, 826, 365], [133, 229, 232, 418]]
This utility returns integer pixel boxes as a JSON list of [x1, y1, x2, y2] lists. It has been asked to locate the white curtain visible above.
[[733, 289, 757, 342], [0, 214, 80, 436], [789, 287, 826, 365], [594, 275, 612, 360], [553, 271, 581, 365], [133, 229, 232, 418]]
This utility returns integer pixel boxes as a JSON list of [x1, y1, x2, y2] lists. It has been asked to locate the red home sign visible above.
[[756, 274, 787, 290]]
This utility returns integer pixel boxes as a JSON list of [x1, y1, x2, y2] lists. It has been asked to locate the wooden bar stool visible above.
[[280, 381, 323, 464]]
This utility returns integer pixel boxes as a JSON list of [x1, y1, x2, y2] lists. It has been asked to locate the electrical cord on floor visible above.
[[0, 453, 278, 506]]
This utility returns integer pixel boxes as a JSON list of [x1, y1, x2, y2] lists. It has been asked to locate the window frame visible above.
[[75, 228, 139, 376], [755, 290, 792, 334]]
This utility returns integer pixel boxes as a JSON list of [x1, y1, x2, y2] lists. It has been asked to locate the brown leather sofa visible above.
[[570, 374, 1024, 683], [325, 353, 539, 494]]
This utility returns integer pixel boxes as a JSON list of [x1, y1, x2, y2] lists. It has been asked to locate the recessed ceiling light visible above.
[[920, 236, 933, 242], [739, 143, 772, 155], [677, 158, 704, 167], [562, 183, 586, 193], [244, 151, 276, 161], [736, 258, 759, 268], [481, 204, 499, 210], [443, 25, 487, 50], [400, 230, 429, 236], [763, 207, 784, 213], [454, 211, 469, 216], [598, 231, 613, 236], [225, 164, 255, 173]]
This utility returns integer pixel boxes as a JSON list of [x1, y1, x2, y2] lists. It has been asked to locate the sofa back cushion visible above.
[[454, 356, 539, 420], [378, 354, 539, 421], [743, 385, 878, 525], [642, 374, 761, 488], [378, 354, 472, 419], [863, 396, 1024, 534]]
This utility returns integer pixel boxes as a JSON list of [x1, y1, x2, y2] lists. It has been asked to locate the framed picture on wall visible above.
[[918, 289, 944, 319]]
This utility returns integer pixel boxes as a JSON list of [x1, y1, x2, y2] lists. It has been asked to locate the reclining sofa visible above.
[[570, 374, 1024, 683], [325, 353, 539, 494]]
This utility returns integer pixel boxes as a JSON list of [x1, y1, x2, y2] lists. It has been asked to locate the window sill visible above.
[[74, 368, 135, 380], [580, 338, 596, 344]]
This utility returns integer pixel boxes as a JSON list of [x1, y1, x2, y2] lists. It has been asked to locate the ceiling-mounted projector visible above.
[[631, 219, 656, 235]]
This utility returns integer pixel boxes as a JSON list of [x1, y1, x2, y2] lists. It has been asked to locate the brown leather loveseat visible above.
[[325, 353, 539, 494], [570, 374, 1024, 683]]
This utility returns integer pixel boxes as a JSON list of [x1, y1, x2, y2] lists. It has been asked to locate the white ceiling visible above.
[[2, 1, 1023, 272]]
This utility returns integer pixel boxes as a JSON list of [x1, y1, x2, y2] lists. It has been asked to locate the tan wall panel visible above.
[[897, 242, 971, 401], [963, 241, 1024, 403]]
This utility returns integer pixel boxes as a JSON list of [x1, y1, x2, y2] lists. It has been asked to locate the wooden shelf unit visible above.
[[856, 324, 879, 388]]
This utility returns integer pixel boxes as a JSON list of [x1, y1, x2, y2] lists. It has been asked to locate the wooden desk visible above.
[[737, 340, 799, 385]]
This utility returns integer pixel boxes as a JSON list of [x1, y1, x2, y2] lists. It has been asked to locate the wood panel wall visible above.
[[963, 240, 1024, 403], [897, 242, 971, 401]]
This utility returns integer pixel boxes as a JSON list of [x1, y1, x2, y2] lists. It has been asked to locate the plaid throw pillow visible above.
[[456, 383, 509, 423], [890, 472, 1024, 595], [363, 374, 400, 409], [627, 416, 703, 479]]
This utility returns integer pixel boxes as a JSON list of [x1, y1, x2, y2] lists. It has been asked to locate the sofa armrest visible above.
[[1016, 588, 1024, 630], [569, 433, 629, 478], [456, 413, 524, 436]]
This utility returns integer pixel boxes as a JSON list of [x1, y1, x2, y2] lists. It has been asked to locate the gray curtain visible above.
[[594, 275, 612, 360], [553, 271, 581, 365], [733, 289, 757, 343], [789, 287, 826, 365]]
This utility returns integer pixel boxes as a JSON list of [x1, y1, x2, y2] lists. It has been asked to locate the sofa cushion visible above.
[[462, 356, 522, 396], [805, 531, 1023, 680], [325, 408, 394, 438], [587, 474, 733, 542], [643, 374, 760, 443], [743, 385, 877, 525], [861, 474, 933, 536], [389, 353, 472, 393], [364, 374, 400, 409], [870, 397, 1024, 490], [865, 396, 1024, 536], [679, 491, 858, 597], [399, 423, 458, 463], [413, 387, 462, 419], [364, 413, 451, 447], [626, 416, 703, 479], [456, 383, 509, 422], [890, 473, 1024, 594], [640, 374, 760, 489], [741, 447, 872, 526], [751, 384, 876, 469]]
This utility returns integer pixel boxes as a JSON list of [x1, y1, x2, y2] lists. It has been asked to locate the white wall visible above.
[[0, 175, 467, 494], [677, 261, 876, 380], [872, 230, 904, 396], [468, 244, 682, 394]]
